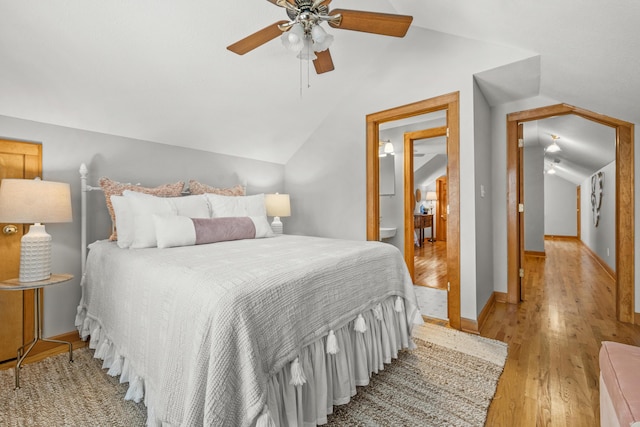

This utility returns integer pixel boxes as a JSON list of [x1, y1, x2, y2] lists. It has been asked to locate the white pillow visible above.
[[154, 215, 196, 249], [123, 190, 177, 248], [205, 193, 266, 218], [110, 195, 134, 249], [168, 194, 210, 218]]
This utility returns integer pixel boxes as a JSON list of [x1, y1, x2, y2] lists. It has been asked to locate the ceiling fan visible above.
[[226, 0, 413, 74]]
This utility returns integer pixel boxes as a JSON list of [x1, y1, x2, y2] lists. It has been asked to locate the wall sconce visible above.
[[379, 140, 395, 157]]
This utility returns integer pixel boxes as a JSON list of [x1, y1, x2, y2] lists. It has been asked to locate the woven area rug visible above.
[[0, 323, 506, 426], [328, 323, 508, 426]]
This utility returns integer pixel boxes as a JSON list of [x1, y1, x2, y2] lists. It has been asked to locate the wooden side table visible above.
[[413, 214, 434, 246], [0, 273, 74, 389]]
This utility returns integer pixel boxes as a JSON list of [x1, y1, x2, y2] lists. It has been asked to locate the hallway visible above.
[[482, 238, 640, 426], [414, 240, 448, 290]]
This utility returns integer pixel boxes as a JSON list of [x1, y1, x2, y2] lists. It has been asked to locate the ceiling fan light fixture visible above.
[[311, 24, 326, 43], [296, 38, 317, 60], [546, 134, 561, 153], [281, 23, 305, 52], [313, 31, 333, 52], [546, 142, 561, 153]]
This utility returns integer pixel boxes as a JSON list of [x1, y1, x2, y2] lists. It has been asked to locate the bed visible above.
[[74, 164, 422, 426]]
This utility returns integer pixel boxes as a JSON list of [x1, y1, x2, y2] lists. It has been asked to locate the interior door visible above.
[[0, 139, 42, 363], [436, 176, 448, 241], [517, 124, 525, 301]]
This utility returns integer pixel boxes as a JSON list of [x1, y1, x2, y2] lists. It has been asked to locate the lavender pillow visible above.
[[154, 215, 274, 249]]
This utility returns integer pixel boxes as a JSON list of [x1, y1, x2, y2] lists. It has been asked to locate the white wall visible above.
[[473, 80, 494, 315], [544, 174, 577, 236], [285, 27, 535, 321], [524, 145, 545, 251], [379, 135, 404, 250], [580, 161, 616, 271], [0, 114, 285, 337]]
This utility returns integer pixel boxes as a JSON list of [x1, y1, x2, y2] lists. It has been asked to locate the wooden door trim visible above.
[[506, 104, 635, 322], [403, 127, 448, 280], [0, 139, 42, 350], [367, 92, 461, 330]]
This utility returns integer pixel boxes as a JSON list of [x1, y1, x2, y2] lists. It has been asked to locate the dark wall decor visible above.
[[591, 171, 604, 227]]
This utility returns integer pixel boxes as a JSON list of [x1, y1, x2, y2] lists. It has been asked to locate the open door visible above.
[[517, 123, 525, 301], [435, 176, 448, 242]]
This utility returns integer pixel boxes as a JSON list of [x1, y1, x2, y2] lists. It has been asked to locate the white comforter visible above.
[[76, 235, 420, 426]]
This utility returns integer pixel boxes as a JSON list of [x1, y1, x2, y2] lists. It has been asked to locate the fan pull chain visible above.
[[307, 41, 311, 89]]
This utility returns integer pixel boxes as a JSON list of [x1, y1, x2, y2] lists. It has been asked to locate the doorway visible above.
[[506, 104, 635, 323], [366, 92, 461, 330], [405, 129, 449, 320], [0, 139, 42, 362]]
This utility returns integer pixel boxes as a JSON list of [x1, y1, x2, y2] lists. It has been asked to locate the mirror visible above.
[[379, 155, 395, 195]]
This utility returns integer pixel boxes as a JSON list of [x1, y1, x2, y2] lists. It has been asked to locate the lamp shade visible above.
[[0, 178, 72, 224], [281, 23, 304, 53], [265, 193, 291, 218], [426, 191, 437, 201], [0, 178, 72, 282]]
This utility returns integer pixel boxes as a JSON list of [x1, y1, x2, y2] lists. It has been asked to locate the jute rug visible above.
[[0, 323, 507, 426]]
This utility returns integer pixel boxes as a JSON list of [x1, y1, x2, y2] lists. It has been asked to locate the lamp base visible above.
[[19, 223, 52, 282], [270, 216, 283, 235]]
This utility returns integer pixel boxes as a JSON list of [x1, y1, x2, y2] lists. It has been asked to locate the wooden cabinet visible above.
[[414, 214, 433, 246]]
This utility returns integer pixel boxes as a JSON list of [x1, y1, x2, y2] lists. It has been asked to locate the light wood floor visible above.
[[482, 238, 640, 426], [4, 238, 640, 427], [414, 239, 448, 290]]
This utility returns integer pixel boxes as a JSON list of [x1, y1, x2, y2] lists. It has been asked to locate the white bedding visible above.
[[75, 234, 421, 426]]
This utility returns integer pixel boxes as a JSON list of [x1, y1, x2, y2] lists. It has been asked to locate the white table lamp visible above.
[[265, 193, 291, 235], [0, 178, 72, 282]]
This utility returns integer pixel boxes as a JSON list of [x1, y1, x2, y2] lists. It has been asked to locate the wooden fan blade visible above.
[[227, 20, 289, 55], [313, 49, 335, 74], [328, 9, 413, 37]]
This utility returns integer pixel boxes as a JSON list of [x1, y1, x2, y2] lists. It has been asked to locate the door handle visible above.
[[3, 225, 18, 235]]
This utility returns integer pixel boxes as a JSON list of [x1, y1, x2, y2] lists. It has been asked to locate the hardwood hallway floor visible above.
[[414, 240, 447, 290], [482, 238, 640, 426]]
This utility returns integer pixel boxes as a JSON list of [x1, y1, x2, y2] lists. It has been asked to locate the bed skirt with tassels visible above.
[[77, 294, 420, 426]]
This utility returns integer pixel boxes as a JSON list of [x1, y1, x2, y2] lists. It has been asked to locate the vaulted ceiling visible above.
[[1, 1, 637, 167]]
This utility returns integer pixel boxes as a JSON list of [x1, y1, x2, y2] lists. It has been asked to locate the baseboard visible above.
[[635, 312, 640, 326], [494, 291, 508, 304], [461, 291, 505, 335], [544, 235, 578, 241], [579, 240, 616, 280], [524, 250, 546, 257], [477, 292, 496, 332], [460, 317, 479, 335]]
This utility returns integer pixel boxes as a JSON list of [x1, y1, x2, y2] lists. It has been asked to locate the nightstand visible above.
[[0, 273, 74, 389]]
